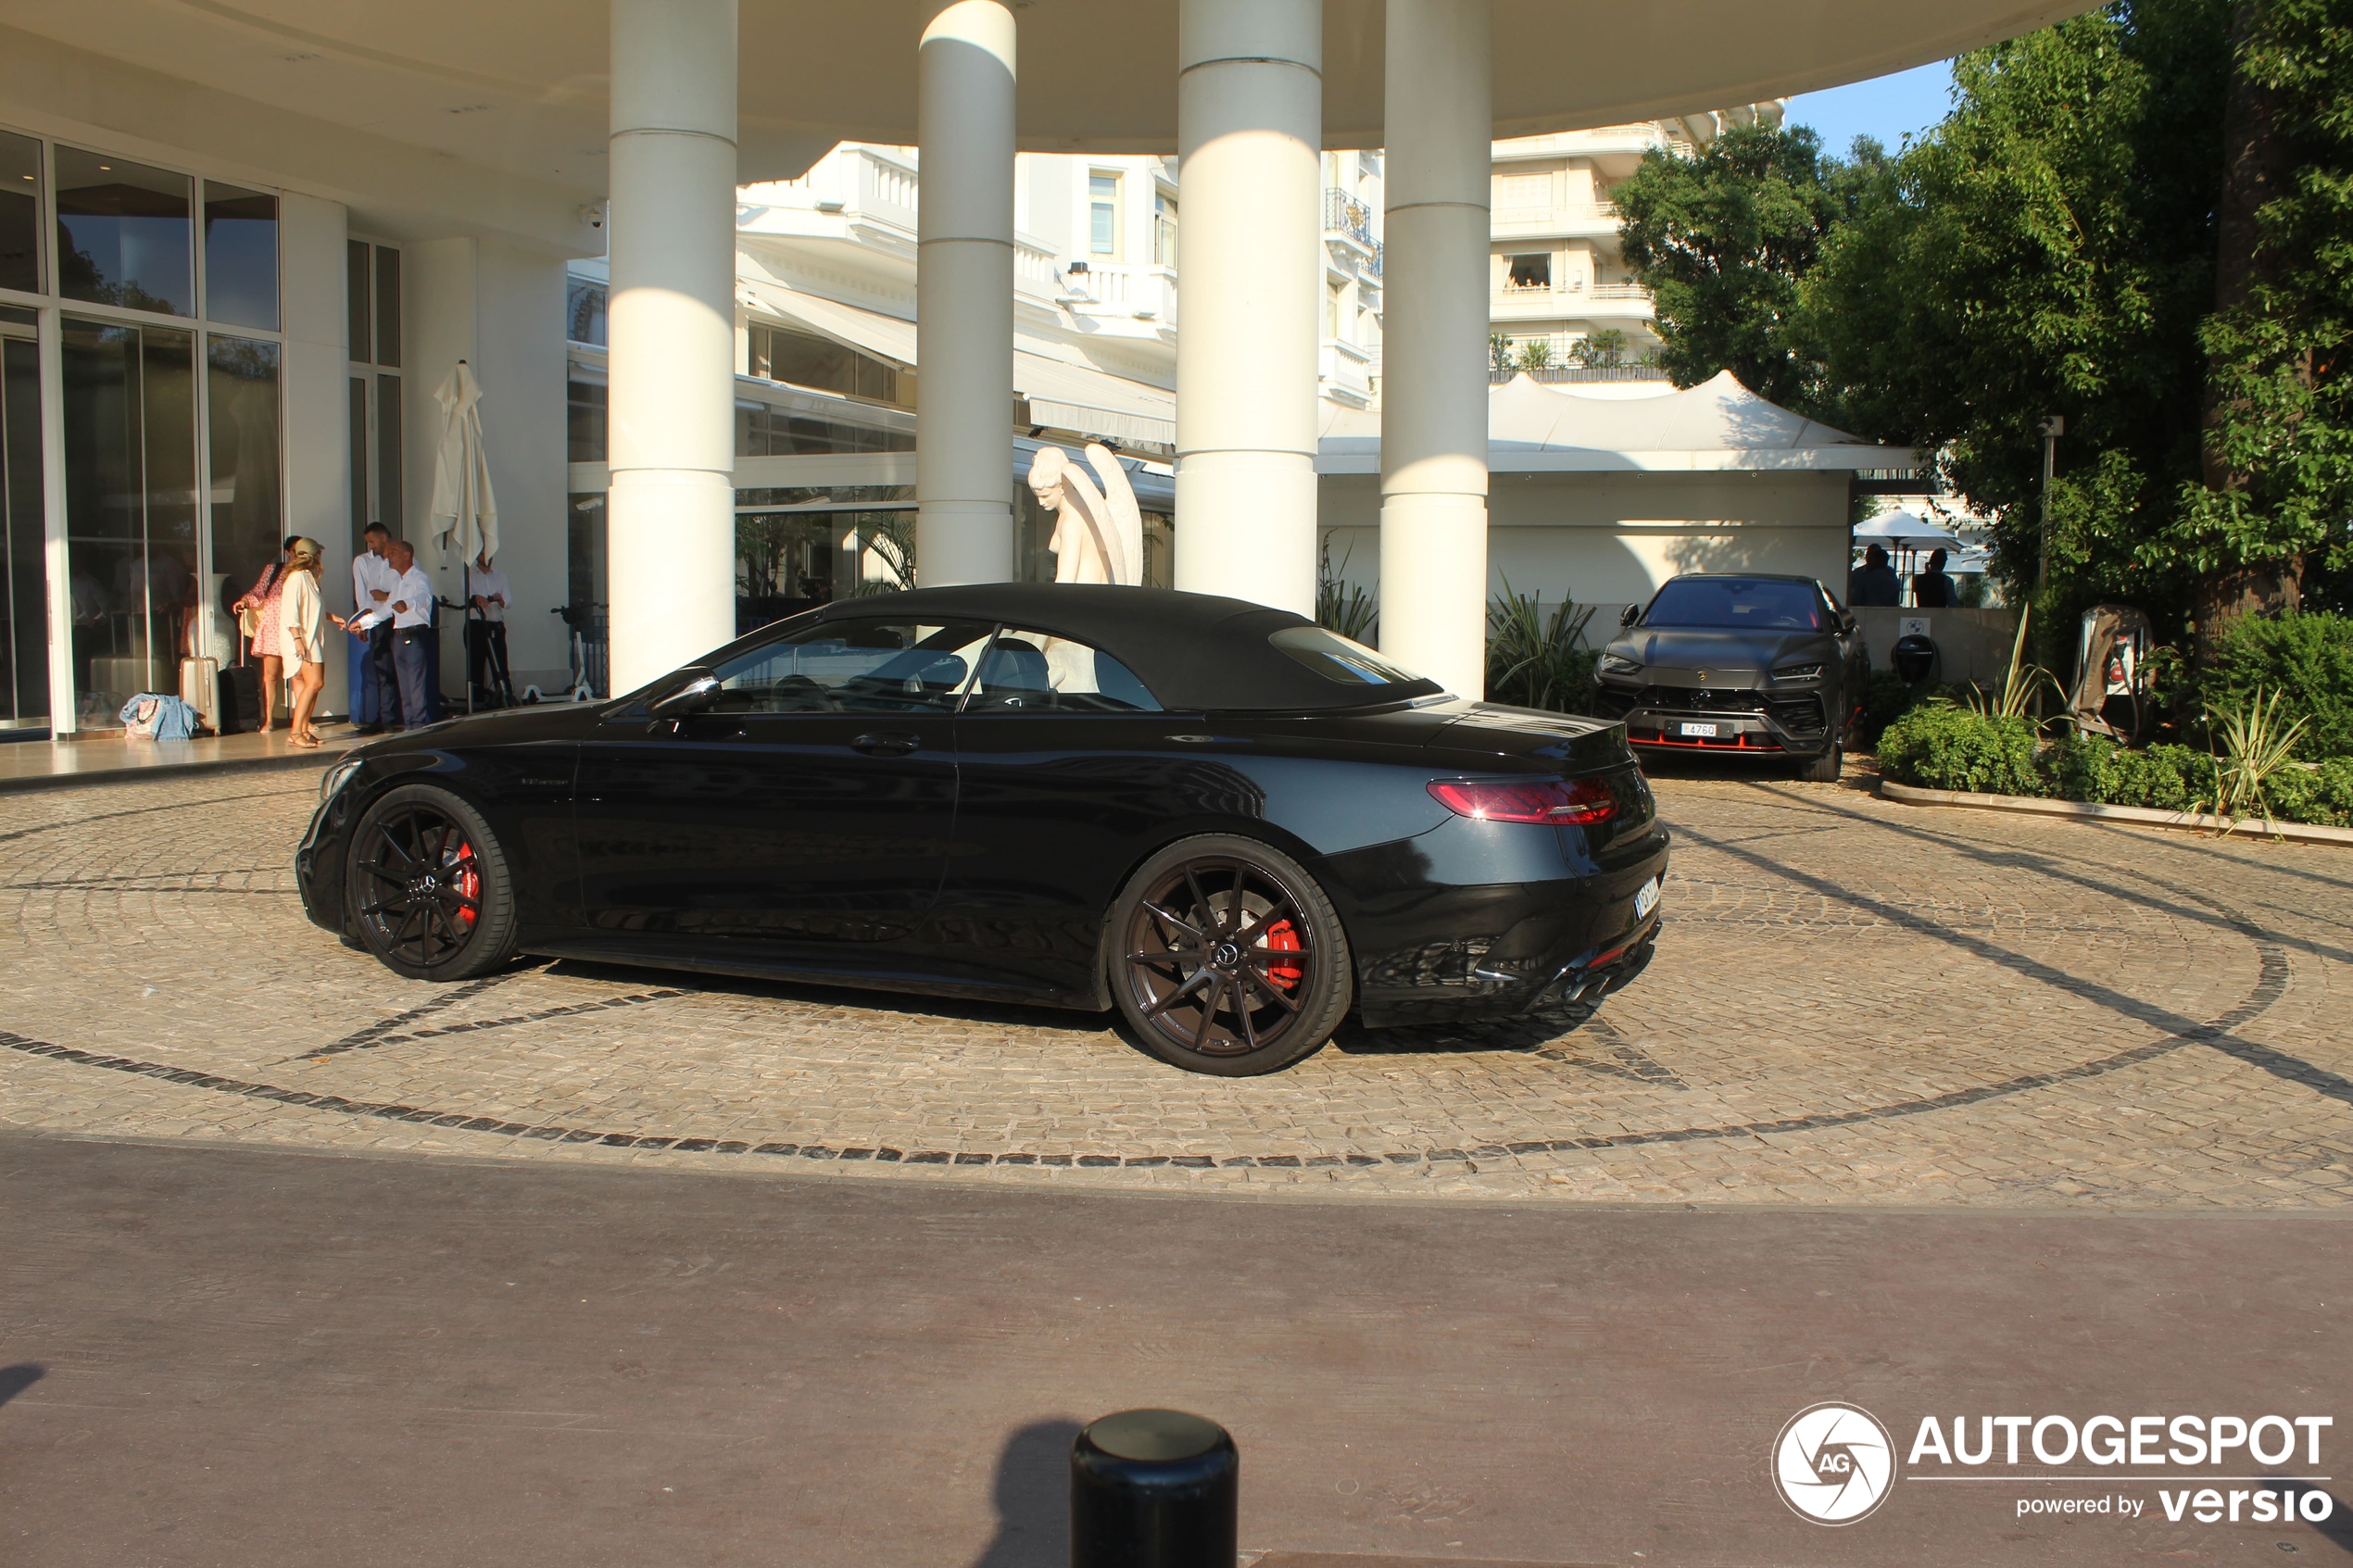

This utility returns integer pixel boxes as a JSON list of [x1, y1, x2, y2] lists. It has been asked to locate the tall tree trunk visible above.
[[2196, 0, 2303, 655]]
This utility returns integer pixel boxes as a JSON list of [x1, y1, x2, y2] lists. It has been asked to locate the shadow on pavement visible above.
[[0, 1363, 44, 1408], [966, 1418, 1083, 1568]]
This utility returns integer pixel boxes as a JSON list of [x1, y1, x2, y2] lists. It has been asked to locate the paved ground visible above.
[[4, 1133, 2347, 1568], [2, 762, 2349, 1206]]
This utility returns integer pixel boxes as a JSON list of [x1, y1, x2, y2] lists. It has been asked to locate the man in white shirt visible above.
[[346, 523, 401, 733], [465, 550, 515, 706], [349, 540, 437, 730]]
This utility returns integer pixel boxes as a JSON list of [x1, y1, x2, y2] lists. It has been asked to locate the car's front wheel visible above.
[[345, 784, 520, 982], [1799, 743, 1843, 784], [1108, 834, 1353, 1076]]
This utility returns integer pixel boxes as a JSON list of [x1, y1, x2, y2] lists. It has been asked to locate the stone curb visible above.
[[0, 746, 353, 797], [1878, 777, 2353, 848]]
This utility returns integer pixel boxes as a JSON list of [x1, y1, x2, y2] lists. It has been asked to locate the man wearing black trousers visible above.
[[349, 540, 436, 731]]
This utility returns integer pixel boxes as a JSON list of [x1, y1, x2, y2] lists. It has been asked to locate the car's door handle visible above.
[[851, 732, 922, 756]]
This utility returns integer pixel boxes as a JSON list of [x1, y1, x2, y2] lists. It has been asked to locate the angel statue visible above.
[[1027, 442, 1143, 587]]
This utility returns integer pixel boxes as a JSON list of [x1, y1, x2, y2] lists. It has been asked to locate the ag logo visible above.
[[1771, 1402, 1896, 1524]]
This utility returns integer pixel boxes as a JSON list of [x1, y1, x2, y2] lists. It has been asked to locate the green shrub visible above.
[[1875, 707, 2046, 796], [1858, 667, 1935, 750], [2046, 734, 2213, 812], [2209, 611, 2353, 760], [2263, 759, 2353, 829]]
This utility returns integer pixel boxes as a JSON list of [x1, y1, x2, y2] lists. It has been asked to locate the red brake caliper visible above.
[[1258, 919, 1303, 989], [451, 843, 481, 928]]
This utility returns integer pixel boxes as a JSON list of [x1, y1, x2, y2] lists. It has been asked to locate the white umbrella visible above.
[[1854, 509, 1964, 550], [430, 360, 498, 568]]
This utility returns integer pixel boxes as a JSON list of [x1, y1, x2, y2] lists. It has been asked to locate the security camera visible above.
[[579, 204, 606, 230]]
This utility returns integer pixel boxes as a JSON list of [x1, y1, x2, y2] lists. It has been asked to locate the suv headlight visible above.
[[1771, 663, 1824, 683], [1600, 654, 1642, 678]]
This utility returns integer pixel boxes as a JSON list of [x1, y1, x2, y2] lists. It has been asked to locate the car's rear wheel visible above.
[[1109, 834, 1352, 1076], [346, 784, 519, 982]]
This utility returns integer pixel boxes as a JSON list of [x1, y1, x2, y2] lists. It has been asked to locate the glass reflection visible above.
[[61, 318, 196, 724], [0, 131, 38, 295], [2, 332, 47, 721], [56, 147, 193, 317], [203, 182, 278, 330], [208, 335, 283, 622]]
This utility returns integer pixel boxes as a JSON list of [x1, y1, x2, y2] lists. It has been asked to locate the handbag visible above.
[[236, 562, 281, 641]]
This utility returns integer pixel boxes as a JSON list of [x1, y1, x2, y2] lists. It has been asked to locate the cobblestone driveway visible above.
[[4, 766, 2349, 1205]]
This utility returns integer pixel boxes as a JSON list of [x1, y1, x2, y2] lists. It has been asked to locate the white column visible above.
[[605, 0, 738, 693], [1173, 0, 1323, 616], [916, 0, 1017, 587], [1378, 0, 1491, 697], [37, 305, 73, 733]]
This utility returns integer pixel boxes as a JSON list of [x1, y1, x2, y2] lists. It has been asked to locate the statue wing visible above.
[[1084, 443, 1146, 586]]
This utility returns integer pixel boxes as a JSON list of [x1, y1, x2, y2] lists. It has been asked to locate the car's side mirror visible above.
[[648, 672, 720, 722], [1619, 604, 1642, 629], [1839, 610, 1858, 634]]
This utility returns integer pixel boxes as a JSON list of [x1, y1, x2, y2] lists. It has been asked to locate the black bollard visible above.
[[1070, 1408, 1239, 1568]]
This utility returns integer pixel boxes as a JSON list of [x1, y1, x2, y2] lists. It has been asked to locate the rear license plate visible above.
[[1678, 721, 1718, 738], [1633, 877, 1659, 919]]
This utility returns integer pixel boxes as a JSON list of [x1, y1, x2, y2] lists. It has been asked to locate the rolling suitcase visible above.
[[216, 664, 262, 734], [179, 656, 220, 732]]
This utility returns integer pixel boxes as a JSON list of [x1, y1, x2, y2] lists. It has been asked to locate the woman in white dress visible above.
[[278, 537, 329, 747]]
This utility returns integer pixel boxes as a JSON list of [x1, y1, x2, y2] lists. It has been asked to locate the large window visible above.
[[206, 335, 283, 619], [566, 277, 608, 346], [60, 319, 197, 723], [202, 183, 278, 332], [55, 148, 194, 318], [735, 396, 912, 457], [749, 322, 912, 409], [1152, 191, 1177, 269], [1, 309, 45, 723], [346, 239, 403, 549], [0, 131, 39, 295], [568, 373, 606, 462], [1088, 171, 1121, 258]]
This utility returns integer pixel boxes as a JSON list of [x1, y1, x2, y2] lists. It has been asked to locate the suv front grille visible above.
[[1767, 695, 1827, 736], [1640, 684, 1766, 713]]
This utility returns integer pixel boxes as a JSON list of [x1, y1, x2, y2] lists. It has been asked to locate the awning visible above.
[[740, 278, 1176, 448]]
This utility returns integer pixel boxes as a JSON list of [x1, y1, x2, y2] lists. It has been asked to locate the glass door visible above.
[[0, 308, 45, 726], [60, 316, 196, 726]]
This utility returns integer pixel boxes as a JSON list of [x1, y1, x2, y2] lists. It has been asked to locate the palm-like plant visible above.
[[849, 515, 916, 596], [2205, 685, 2309, 832], [1960, 603, 2058, 720], [1315, 536, 1378, 643], [1486, 577, 1596, 712]]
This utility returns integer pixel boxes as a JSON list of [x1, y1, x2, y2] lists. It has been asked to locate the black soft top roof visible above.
[[808, 583, 1445, 712]]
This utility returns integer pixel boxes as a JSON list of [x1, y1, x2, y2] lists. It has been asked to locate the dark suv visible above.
[[1590, 573, 1869, 782]]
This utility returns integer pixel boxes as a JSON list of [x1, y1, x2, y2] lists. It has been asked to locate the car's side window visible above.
[[711, 619, 997, 714], [963, 626, 1164, 715]]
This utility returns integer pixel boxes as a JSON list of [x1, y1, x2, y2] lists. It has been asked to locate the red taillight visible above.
[[1428, 776, 1618, 826]]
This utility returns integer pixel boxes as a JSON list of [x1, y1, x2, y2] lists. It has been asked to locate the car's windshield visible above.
[[1642, 578, 1824, 631]]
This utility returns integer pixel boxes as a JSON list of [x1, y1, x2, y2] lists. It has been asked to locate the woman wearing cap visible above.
[[279, 537, 330, 747]]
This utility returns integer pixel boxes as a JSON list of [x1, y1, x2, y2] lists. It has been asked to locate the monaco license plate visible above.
[[1633, 877, 1660, 919], [1678, 721, 1718, 738]]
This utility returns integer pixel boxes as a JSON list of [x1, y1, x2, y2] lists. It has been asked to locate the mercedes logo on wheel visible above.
[[1771, 1402, 1896, 1524]]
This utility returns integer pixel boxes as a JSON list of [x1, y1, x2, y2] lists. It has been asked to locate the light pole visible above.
[[2035, 414, 2064, 592]]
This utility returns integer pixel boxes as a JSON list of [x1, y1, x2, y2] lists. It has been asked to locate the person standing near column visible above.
[[346, 522, 400, 734], [230, 535, 296, 732], [348, 540, 436, 733], [466, 550, 513, 706], [280, 538, 329, 747]]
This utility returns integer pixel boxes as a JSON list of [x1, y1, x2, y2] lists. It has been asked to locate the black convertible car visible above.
[[298, 584, 1668, 1075], [1591, 573, 1871, 783]]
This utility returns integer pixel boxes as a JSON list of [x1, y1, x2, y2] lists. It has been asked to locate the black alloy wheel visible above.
[[346, 784, 519, 982], [1110, 834, 1353, 1076]]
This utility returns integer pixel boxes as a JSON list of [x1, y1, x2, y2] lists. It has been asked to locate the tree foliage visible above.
[[2164, 0, 2353, 608], [1616, 123, 1884, 414], [1798, 0, 2233, 629]]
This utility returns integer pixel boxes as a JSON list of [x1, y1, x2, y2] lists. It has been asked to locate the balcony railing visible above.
[[1323, 187, 1375, 249]]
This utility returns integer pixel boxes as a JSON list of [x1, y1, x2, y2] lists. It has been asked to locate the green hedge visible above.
[[1876, 707, 2353, 827], [2209, 611, 2353, 760]]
